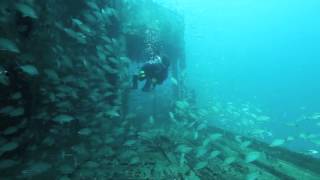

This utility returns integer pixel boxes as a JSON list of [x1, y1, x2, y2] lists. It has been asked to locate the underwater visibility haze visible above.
[[1, 0, 320, 179], [159, 0, 320, 155]]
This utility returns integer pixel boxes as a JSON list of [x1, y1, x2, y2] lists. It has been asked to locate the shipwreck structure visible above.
[[0, 0, 319, 179]]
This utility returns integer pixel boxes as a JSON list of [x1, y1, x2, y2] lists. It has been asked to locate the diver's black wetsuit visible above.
[[132, 56, 169, 91]]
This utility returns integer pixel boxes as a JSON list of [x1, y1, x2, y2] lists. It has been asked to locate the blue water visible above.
[[156, 0, 320, 155]]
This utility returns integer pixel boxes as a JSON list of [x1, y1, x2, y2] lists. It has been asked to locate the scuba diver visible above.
[[132, 55, 170, 92]]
